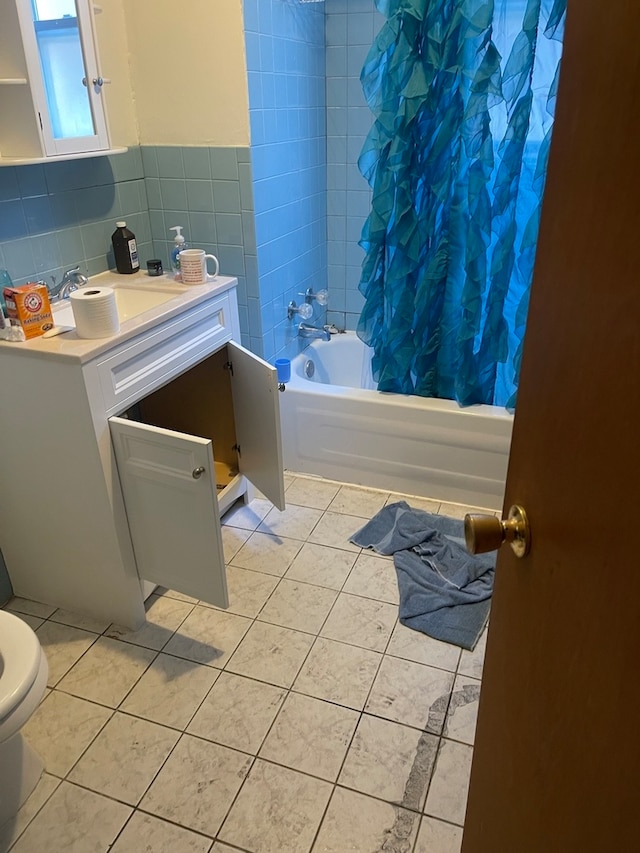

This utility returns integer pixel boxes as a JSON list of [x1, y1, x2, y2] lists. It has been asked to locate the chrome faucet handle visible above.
[[45, 276, 66, 303], [61, 266, 88, 286], [301, 287, 329, 305], [56, 266, 89, 300], [287, 300, 313, 321]]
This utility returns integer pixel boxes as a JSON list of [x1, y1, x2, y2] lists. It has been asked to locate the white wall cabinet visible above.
[[0, 0, 120, 163], [0, 279, 285, 628]]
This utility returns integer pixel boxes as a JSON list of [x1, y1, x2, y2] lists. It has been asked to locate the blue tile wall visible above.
[[0, 149, 152, 289], [243, 0, 328, 362], [0, 146, 254, 349], [142, 145, 255, 348], [325, 0, 383, 331]]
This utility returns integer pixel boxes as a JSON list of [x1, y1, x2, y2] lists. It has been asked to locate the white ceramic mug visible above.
[[179, 248, 219, 283]]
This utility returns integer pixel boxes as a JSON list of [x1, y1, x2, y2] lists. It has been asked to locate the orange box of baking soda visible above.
[[2, 282, 54, 339]]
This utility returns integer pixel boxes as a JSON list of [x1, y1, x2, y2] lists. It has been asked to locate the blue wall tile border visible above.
[[325, 0, 383, 335], [242, 0, 328, 362], [0, 145, 256, 349], [142, 145, 257, 349], [0, 148, 150, 291]]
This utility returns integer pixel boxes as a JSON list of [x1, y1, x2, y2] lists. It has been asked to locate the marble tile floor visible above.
[[1, 474, 490, 853]]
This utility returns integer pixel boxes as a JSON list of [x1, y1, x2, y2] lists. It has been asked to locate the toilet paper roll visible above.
[[70, 287, 120, 339]]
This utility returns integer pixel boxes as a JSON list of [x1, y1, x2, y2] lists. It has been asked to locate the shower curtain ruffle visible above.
[[357, 0, 566, 408]]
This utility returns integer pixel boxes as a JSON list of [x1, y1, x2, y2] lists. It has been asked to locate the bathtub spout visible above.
[[298, 322, 331, 342]]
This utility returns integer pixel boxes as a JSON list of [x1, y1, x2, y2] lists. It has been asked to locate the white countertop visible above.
[[0, 271, 238, 364]]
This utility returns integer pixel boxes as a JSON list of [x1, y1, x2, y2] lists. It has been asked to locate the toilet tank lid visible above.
[[0, 611, 42, 722]]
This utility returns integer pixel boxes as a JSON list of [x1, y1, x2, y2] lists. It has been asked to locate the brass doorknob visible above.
[[464, 505, 531, 558]]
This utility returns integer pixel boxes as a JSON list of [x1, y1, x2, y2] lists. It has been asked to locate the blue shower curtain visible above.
[[357, 0, 566, 408]]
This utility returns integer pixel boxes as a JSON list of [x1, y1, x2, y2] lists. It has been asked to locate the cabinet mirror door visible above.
[[19, 0, 109, 155]]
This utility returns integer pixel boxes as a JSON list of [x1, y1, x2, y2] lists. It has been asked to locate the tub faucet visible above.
[[48, 266, 89, 302], [298, 322, 331, 342]]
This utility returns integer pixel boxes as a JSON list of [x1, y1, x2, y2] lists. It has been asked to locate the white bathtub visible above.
[[279, 333, 513, 510]]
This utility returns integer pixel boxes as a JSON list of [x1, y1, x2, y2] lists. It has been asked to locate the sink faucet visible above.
[[48, 266, 89, 302], [298, 322, 331, 342]]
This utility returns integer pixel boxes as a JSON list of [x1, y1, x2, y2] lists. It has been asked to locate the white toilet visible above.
[[0, 610, 49, 827]]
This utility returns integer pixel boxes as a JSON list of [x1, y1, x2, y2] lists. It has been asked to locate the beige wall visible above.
[[119, 0, 250, 147]]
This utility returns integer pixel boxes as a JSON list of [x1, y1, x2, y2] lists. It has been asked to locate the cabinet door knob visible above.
[[82, 77, 109, 88], [192, 466, 206, 479]]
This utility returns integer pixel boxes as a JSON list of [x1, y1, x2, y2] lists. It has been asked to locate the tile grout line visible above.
[[4, 772, 61, 851], [283, 481, 476, 847], [213, 486, 391, 851], [107, 805, 217, 853], [86, 595, 248, 836], [19, 597, 203, 841], [307, 549, 404, 853], [112, 494, 346, 849], [4, 478, 483, 850], [215, 494, 365, 851]]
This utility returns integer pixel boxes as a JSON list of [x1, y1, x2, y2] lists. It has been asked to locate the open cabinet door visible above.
[[109, 416, 228, 607], [227, 341, 286, 510]]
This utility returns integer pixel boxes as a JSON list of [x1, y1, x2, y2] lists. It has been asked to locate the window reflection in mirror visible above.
[[31, 0, 96, 139]]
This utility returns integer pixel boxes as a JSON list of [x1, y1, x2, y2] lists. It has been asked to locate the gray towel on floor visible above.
[[350, 501, 494, 651]]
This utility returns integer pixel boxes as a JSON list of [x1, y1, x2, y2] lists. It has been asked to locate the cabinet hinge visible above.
[[232, 443, 241, 457], [224, 361, 234, 376], [38, 112, 43, 131]]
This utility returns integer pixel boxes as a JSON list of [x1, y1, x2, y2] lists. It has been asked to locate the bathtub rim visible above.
[[286, 335, 513, 426], [280, 333, 513, 509]]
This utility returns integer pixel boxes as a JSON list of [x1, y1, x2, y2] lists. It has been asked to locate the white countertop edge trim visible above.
[[0, 271, 239, 364]]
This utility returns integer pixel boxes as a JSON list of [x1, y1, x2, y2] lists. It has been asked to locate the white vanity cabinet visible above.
[[0, 0, 117, 162], [0, 278, 285, 628]]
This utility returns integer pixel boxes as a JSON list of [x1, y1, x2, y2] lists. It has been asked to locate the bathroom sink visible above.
[[111, 281, 185, 321], [52, 280, 186, 328]]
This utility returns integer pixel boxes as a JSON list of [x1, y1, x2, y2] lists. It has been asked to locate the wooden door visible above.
[[109, 416, 228, 607], [462, 3, 640, 850]]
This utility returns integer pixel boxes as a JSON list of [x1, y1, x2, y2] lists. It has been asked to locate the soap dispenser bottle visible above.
[[169, 226, 188, 281]]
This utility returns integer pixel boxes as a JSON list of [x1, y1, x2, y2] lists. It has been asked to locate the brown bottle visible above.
[[111, 221, 140, 274]]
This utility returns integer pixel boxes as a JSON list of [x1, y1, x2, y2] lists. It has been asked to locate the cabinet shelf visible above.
[[1, 0, 115, 163], [0, 145, 128, 167]]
